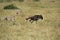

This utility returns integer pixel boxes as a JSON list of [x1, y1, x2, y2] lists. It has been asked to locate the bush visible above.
[[0, 0, 12, 2], [33, 0, 40, 2], [6, 0, 12, 2], [19, 0, 24, 2], [4, 4, 19, 9], [0, 0, 3, 2]]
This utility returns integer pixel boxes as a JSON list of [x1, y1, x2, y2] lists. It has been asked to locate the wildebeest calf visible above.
[[26, 15, 43, 23]]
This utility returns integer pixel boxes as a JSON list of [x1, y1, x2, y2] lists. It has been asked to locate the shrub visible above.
[[19, 0, 24, 2], [33, 0, 40, 2], [0, 0, 12, 2], [0, 0, 3, 2], [4, 4, 19, 9], [6, 0, 12, 2]]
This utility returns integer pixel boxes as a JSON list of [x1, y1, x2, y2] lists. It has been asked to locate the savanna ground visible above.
[[0, 0, 60, 40]]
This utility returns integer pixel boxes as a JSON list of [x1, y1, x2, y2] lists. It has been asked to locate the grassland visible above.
[[0, 0, 60, 40]]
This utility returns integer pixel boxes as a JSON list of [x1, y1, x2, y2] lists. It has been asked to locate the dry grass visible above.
[[0, 0, 60, 40]]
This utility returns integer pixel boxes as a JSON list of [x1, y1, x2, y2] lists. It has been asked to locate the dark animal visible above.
[[26, 15, 43, 23]]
